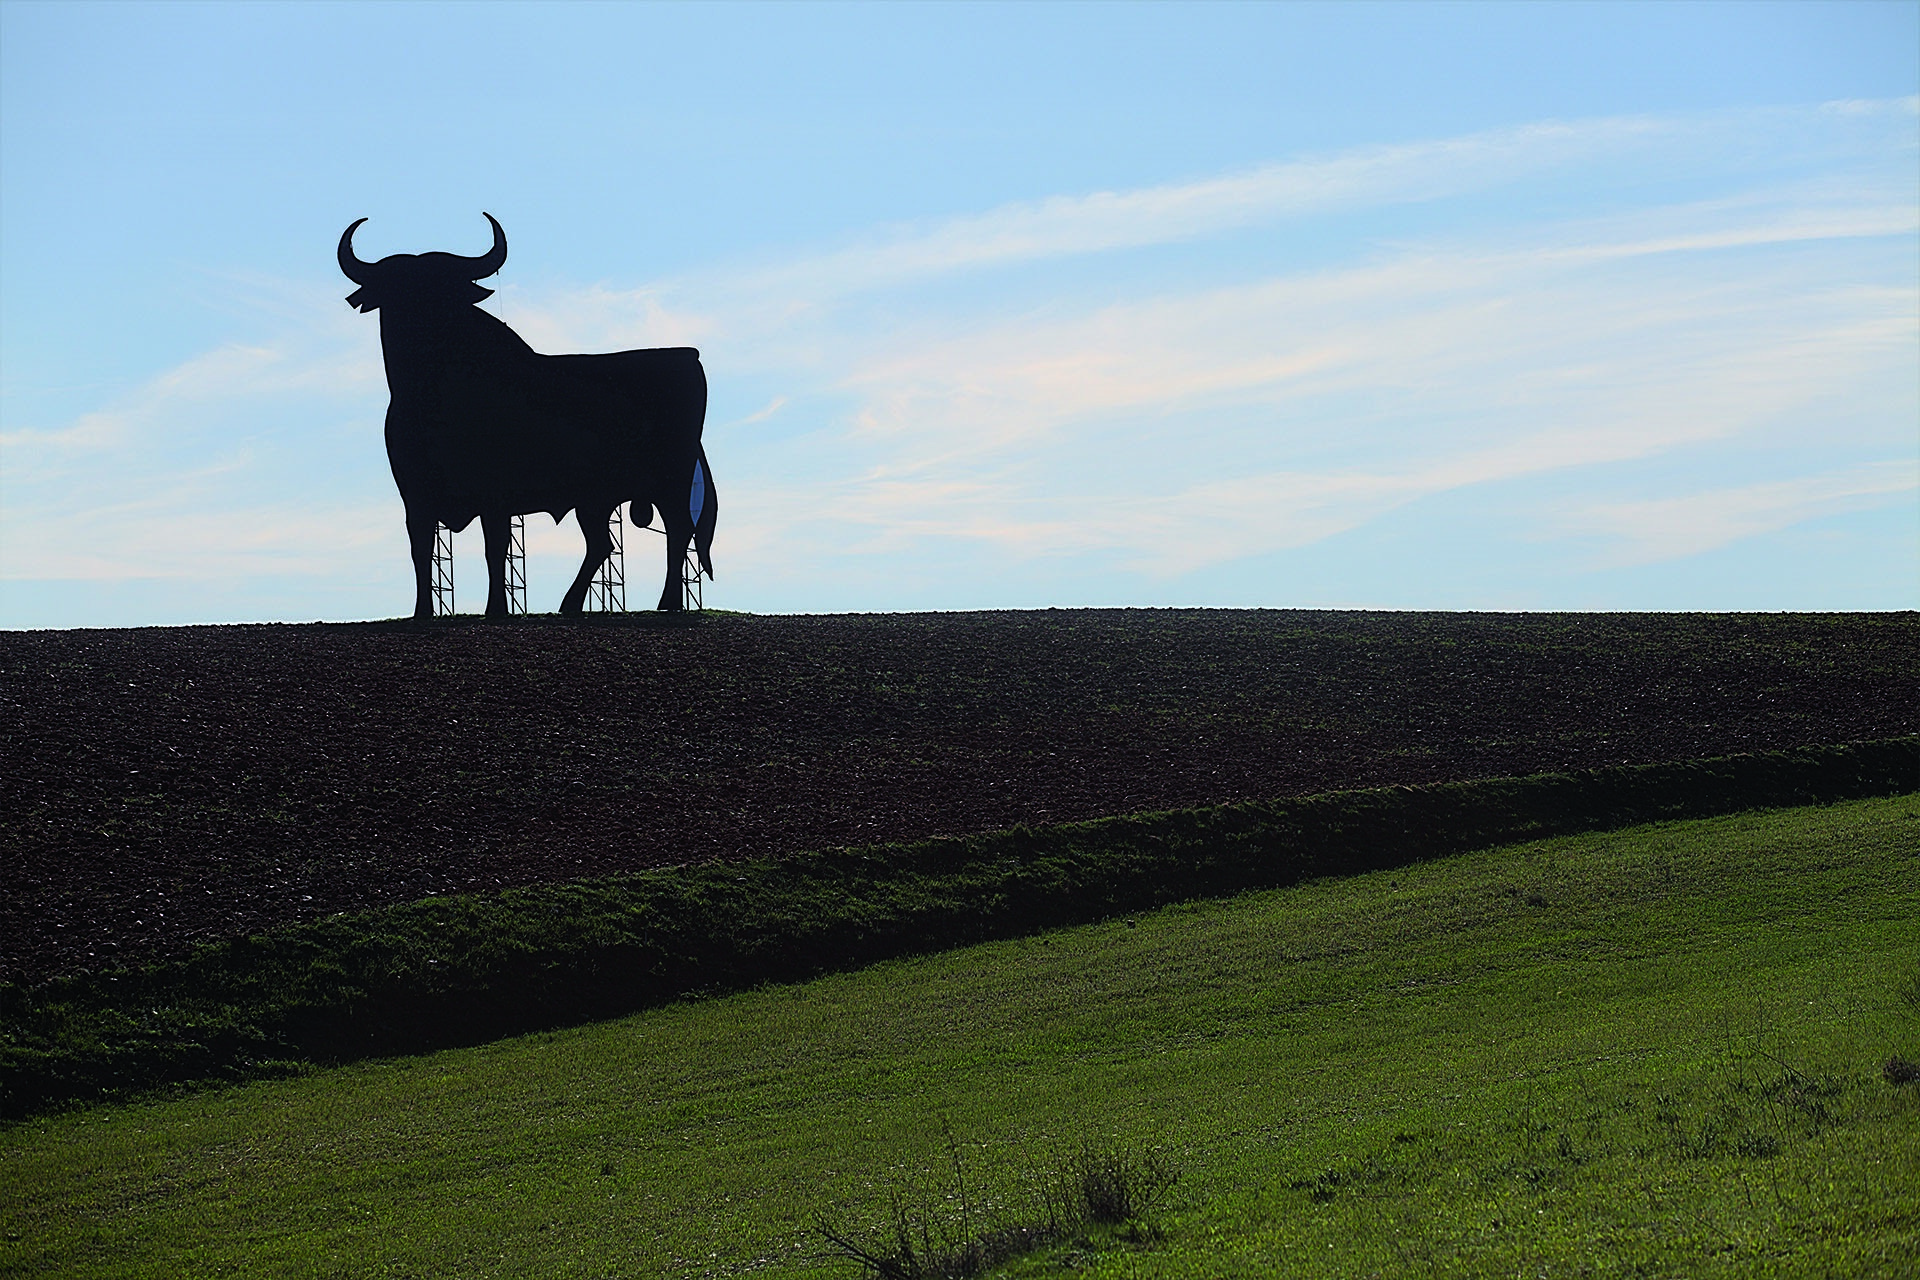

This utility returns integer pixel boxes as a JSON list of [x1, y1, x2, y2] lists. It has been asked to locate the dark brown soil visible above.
[[3, 609, 1914, 986]]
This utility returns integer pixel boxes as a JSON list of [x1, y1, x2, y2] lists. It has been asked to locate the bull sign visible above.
[[340, 214, 716, 618]]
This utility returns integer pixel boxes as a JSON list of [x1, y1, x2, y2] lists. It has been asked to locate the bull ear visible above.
[[345, 286, 378, 312], [462, 282, 495, 304]]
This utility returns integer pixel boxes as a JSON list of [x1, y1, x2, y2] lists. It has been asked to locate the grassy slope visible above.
[[7, 740, 1911, 1119], [3, 797, 1917, 1278]]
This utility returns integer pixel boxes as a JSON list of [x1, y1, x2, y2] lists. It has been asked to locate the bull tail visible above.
[[692, 444, 717, 579]]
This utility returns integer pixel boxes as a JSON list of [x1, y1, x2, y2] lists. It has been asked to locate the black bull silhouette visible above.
[[340, 214, 715, 618]]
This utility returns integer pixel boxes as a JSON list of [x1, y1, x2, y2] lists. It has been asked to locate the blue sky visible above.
[[2, 0, 1915, 626]]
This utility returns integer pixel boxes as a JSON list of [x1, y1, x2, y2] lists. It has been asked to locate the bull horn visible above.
[[338, 218, 374, 284], [451, 212, 508, 280]]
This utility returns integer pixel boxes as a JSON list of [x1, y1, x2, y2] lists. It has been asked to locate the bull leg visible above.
[[560, 504, 616, 615], [405, 508, 436, 620], [481, 512, 511, 619]]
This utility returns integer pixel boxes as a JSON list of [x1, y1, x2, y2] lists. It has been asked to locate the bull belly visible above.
[[390, 442, 659, 527]]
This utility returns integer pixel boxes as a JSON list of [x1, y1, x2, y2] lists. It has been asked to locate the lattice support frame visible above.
[[434, 519, 528, 617], [681, 545, 704, 612], [504, 514, 528, 616], [585, 510, 626, 613], [431, 524, 456, 617]]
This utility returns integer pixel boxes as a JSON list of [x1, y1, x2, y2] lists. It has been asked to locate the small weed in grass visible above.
[[1070, 1143, 1176, 1227], [1289, 1153, 1396, 1203], [1894, 963, 1920, 1014], [817, 1128, 1176, 1279]]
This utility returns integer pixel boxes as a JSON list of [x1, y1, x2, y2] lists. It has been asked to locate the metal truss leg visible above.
[[505, 514, 527, 616], [681, 545, 703, 612], [432, 524, 456, 617], [587, 510, 626, 613]]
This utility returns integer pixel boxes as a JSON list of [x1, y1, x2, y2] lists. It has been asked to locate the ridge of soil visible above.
[[3, 608, 1914, 987]]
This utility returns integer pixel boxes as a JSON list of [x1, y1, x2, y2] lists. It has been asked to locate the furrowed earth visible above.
[[2, 609, 1914, 988]]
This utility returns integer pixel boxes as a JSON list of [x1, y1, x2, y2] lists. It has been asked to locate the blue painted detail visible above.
[[690, 459, 706, 525]]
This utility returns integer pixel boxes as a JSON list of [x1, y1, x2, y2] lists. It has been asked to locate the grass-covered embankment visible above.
[[2, 794, 1916, 1277], [3, 737, 1914, 1120]]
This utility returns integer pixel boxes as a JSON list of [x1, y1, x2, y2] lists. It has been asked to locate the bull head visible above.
[[338, 213, 508, 312]]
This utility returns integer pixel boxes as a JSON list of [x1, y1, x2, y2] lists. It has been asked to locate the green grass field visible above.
[[4, 795, 1916, 1278]]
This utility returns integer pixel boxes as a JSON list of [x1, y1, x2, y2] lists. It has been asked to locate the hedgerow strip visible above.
[[3, 737, 1914, 1121]]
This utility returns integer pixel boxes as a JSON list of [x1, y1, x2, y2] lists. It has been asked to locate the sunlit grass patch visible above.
[[2, 795, 1916, 1277]]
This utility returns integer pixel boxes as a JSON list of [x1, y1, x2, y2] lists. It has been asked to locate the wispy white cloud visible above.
[[788, 204, 1914, 481], [1821, 95, 1920, 118], [5, 494, 399, 581], [1534, 204, 1919, 265], [733, 395, 788, 426], [483, 95, 1918, 361], [1556, 461, 1920, 567], [487, 284, 710, 359], [0, 284, 390, 586], [698, 240, 1914, 594], [0, 337, 364, 457], [720, 102, 1915, 300], [730, 122, 1633, 297]]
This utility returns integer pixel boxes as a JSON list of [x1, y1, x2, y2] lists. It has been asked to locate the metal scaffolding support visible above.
[[504, 514, 528, 616], [585, 510, 626, 612], [574, 515, 707, 614], [431, 524, 456, 617], [434, 519, 527, 617], [680, 544, 704, 612], [433, 510, 707, 617]]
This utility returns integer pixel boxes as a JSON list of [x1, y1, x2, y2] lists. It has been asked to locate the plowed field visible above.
[[3, 609, 1914, 986]]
